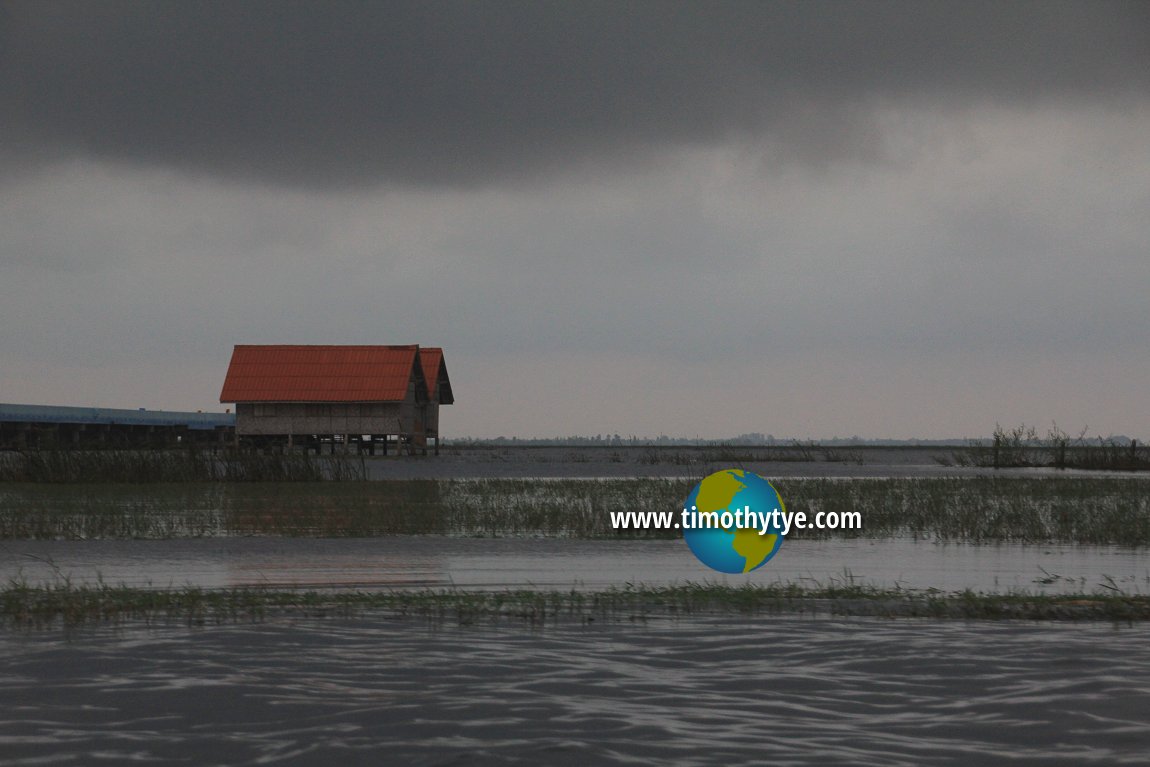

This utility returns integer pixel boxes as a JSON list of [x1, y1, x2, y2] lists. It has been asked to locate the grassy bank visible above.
[[1, 476, 1149, 544], [4, 581, 1150, 627]]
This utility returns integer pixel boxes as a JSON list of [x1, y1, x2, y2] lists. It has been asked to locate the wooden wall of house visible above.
[[235, 402, 415, 436], [424, 402, 440, 437]]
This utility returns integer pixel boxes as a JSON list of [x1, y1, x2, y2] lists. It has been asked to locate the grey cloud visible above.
[[2, 1, 1147, 188]]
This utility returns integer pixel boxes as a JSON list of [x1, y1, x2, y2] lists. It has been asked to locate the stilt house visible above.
[[219, 345, 452, 453]]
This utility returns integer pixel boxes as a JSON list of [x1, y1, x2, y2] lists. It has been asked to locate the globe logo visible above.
[[682, 469, 786, 574]]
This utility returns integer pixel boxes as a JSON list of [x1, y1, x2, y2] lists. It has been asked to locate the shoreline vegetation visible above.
[[0, 444, 871, 483], [1, 428, 1148, 484], [0, 449, 368, 483], [4, 443, 1148, 626], [950, 423, 1150, 471], [4, 582, 1150, 627], [2, 476, 1148, 544]]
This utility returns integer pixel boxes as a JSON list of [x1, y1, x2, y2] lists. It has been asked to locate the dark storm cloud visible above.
[[2, 0, 1147, 187]]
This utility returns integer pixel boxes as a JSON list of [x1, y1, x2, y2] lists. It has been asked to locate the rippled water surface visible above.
[[3, 617, 1150, 766]]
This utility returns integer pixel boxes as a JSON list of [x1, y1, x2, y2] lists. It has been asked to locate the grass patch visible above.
[[2, 476, 1149, 543], [954, 423, 1150, 471], [4, 581, 1150, 627], [0, 449, 366, 483]]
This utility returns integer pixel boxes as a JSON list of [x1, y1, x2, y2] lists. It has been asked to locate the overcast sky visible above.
[[2, 1, 1148, 439]]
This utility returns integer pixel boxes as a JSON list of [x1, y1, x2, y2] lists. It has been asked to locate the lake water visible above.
[[3, 616, 1149, 765], [4, 459, 1150, 765], [3, 537, 1147, 595]]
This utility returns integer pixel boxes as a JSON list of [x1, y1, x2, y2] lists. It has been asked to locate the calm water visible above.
[[2, 616, 1149, 766], [3, 537, 1148, 595]]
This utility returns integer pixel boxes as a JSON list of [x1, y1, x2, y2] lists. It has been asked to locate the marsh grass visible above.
[[956, 423, 1150, 471], [4, 581, 1150, 627], [439, 478, 692, 537], [1, 476, 1149, 544], [0, 484, 228, 539], [776, 477, 1150, 545], [0, 449, 366, 483], [0, 481, 438, 539]]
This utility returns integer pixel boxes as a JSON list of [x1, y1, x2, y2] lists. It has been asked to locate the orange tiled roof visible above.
[[219, 345, 424, 403]]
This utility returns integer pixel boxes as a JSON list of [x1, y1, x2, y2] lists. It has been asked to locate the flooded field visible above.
[[3, 457, 1149, 764], [4, 474, 1150, 543], [3, 616, 1150, 766]]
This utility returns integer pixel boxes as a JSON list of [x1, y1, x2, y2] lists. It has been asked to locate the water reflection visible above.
[[3, 537, 1148, 595]]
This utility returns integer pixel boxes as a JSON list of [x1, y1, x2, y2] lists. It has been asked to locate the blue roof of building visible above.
[[0, 404, 235, 430]]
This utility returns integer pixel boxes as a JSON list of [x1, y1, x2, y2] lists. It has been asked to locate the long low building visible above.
[[0, 403, 235, 449]]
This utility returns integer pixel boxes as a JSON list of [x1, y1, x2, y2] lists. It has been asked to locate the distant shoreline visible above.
[[5, 444, 1150, 481]]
